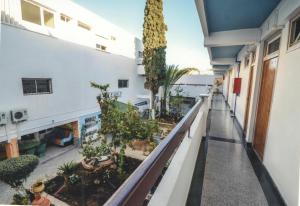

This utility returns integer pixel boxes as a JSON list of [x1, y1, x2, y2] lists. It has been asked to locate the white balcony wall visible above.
[[0, 24, 148, 142]]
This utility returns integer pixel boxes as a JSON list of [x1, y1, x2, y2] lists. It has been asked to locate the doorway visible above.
[[253, 36, 280, 159], [243, 65, 254, 135]]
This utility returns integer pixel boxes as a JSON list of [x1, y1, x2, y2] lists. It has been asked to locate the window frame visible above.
[[60, 14, 71, 23], [22, 78, 53, 95], [96, 44, 107, 51], [118, 79, 129, 88], [21, 0, 42, 25], [78, 21, 91, 31], [288, 13, 300, 48], [43, 9, 55, 28], [264, 35, 281, 60]]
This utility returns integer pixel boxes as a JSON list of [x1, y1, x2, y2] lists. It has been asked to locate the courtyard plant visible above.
[[161, 65, 198, 117], [0, 155, 39, 204]]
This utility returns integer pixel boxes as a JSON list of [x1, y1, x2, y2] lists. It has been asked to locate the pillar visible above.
[[71, 121, 79, 146], [5, 138, 19, 158]]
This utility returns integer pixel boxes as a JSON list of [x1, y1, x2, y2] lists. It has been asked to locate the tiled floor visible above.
[[187, 94, 269, 206]]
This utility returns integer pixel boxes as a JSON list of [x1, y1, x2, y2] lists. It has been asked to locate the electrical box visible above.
[[233, 78, 242, 95]]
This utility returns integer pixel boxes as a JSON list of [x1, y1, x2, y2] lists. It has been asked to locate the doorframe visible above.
[[250, 33, 281, 159]]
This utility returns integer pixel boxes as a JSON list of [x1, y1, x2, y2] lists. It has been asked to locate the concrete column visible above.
[[71, 121, 80, 146], [5, 138, 19, 158]]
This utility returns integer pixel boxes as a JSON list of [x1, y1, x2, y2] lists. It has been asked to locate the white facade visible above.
[[218, 1, 300, 205], [171, 74, 215, 99], [0, 0, 148, 142]]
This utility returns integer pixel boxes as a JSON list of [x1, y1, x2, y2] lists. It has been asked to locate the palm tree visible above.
[[161, 65, 198, 116]]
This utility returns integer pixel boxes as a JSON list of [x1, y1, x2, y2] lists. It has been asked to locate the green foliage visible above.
[[117, 143, 126, 176], [143, 0, 167, 116], [0, 155, 39, 188], [91, 83, 159, 148], [161, 65, 198, 116], [19, 139, 40, 152], [12, 193, 29, 205], [81, 141, 112, 159], [169, 86, 185, 121], [58, 161, 78, 176]]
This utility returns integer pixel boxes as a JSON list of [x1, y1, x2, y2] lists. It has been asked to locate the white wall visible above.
[[171, 74, 215, 98], [226, 1, 300, 204], [1, 0, 142, 59], [0, 24, 148, 142], [262, 20, 300, 206]]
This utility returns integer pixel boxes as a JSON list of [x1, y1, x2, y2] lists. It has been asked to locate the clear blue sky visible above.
[[74, 0, 210, 71]]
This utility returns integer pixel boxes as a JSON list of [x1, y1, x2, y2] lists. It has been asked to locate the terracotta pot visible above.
[[32, 182, 45, 193]]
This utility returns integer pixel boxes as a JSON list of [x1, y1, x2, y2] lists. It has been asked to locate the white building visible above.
[[0, 0, 148, 156]]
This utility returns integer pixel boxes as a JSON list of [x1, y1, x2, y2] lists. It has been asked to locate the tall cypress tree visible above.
[[143, 0, 167, 119]]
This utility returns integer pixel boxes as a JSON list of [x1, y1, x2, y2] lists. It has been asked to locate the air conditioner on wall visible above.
[[11, 109, 28, 123], [0, 112, 7, 126]]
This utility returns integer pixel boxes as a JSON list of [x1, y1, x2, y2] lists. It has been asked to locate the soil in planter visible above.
[[45, 156, 141, 206]]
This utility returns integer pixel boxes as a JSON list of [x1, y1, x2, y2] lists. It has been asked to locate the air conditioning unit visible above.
[[0, 112, 7, 126], [11, 109, 28, 123]]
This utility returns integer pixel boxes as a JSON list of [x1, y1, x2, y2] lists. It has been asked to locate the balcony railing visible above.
[[104, 91, 213, 206]]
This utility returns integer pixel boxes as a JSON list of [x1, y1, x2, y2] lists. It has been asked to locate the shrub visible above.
[[0, 155, 39, 188], [57, 161, 78, 176]]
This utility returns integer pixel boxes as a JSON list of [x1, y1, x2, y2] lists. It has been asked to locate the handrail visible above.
[[104, 98, 205, 206]]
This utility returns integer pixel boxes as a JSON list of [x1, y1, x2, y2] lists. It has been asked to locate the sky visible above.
[[74, 0, 211, 71]]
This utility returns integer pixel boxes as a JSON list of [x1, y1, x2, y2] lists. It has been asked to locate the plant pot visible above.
[[25, 147, 36, 155], [32, 182, 45, 193]]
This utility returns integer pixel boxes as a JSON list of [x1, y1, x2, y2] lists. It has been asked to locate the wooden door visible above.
[[243, 66, 254, 134], [253, 57, 278, 159]]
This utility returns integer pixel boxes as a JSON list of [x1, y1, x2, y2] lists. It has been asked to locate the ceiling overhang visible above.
[[195, 0, 281, 74]]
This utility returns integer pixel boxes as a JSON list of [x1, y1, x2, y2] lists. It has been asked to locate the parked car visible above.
[[46, 127, 74, 147]]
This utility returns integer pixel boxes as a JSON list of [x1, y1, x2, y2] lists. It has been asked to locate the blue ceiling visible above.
[[204, 0, 281, 33], [211, 46, 243, 59]]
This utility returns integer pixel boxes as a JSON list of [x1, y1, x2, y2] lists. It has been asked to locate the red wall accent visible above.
[[233, 78, 242, 94]]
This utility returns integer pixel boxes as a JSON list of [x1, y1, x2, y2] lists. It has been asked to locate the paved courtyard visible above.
[[0, 145, 82, 204]]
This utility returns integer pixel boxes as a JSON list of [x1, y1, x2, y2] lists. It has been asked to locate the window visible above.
[[21, 0, 41, 25], [118, 80, 128, 88], [78, 21, 90, 31], [265, 37, 280, 56], [60, 14, 71, 22], [138, 51, 143, 58], [289, 15, 300, 47], [96, 44, 107, 51], [22, 78, 52, 95], [43, 10, 54, 28]]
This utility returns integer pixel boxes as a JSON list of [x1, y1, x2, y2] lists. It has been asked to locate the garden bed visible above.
[[45, 156, 141, 206]]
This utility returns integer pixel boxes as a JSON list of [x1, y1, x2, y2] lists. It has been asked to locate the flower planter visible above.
[[32, 182, 45, 193]]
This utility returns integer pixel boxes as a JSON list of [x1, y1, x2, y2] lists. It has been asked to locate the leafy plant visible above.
[[169, 86, 185, 121], [57, 161, 78, 176], [0, 155, 39, 188], [143, 0, 167, 119], [12, 193, 29, 205], [161, 65, 198, 116]]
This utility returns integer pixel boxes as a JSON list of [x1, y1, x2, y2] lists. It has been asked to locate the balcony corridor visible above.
[[186, 94, 284, 206]]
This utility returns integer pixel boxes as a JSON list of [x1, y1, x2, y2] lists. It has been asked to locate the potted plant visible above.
[[32, 180, 45, 193]]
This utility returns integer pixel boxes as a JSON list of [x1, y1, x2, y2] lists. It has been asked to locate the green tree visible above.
[[143, 0, 167, 119], [161, 65, 198, 116]]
